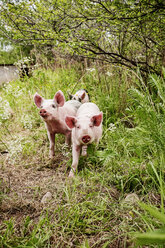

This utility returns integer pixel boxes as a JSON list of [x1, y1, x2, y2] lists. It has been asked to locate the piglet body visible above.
[[34, 90, 81, 158], [65, 102, 103, 177]]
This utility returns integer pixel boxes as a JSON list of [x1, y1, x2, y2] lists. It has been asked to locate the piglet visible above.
[[69, 89, 90, 103], [65, 102, 103, 177], [34, 90, 81, 158]]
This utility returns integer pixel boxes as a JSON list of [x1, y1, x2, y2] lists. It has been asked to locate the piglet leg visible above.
[[81, 145, 87, 156], [65, 131, 71, 146], [47, 132, 55, 158], [69, 144, 81, 177]]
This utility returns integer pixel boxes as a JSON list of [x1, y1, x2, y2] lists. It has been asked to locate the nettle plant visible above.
[[14, 56, 32, 70], [0, 97, 11, 124], [21, 114, 34, 130], [4, 82, 23, 98], [6, 136, 24, 165], [14, 56, 35, 77]]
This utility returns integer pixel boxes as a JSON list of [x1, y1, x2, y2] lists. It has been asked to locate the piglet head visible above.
[[79, 112, 103, 144], [34, 90, 65, 121], [71, 90, 89, 103], [65, 112, 103, 145]]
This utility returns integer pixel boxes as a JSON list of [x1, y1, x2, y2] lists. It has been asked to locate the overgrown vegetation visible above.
[[0, 38, 33, 65], [0, 65, 165, 247], [1, 0, 165, 75]]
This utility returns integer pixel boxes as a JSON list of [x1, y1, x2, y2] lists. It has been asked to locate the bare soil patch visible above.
[[0, 152, 69, 224]]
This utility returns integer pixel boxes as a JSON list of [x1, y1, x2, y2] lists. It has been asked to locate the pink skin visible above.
[[65, 102, 103, 177], [34, 90, 80, 158]]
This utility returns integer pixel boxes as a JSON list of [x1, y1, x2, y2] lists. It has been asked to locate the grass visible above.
[[0, 65, 165, 247]]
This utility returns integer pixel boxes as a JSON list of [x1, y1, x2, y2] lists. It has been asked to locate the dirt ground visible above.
[[0, 149, 130, 247], [0, 152, 69, 225]]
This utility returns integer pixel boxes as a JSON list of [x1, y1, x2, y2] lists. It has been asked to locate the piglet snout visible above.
[[82, 135, 91, 144], [40, 109, 47, 117]]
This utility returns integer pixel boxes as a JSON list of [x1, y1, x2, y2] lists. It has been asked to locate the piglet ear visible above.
[[34, 93, 43, 108], [91, 112, 103, 126], [65, 116, 77, 129], [81, 92, 86, 100], [54, 90, 65, 107]]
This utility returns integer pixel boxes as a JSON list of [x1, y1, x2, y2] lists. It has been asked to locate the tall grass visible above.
[[0, 66, 165, 247]]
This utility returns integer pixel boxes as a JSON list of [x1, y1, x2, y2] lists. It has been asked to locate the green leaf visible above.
[[139, 203, 165, 225], [136, 230, 165, 245]]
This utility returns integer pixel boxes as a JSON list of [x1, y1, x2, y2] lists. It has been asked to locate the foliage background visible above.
[[0, 0, 165, 75]]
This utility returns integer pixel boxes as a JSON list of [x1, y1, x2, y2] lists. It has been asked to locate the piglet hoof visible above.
[[65, 142, 71, 147], [49, 152, 55, 159], [81, 146, 87, 156], [49, 156, 55, 160], [81, 150, 87, 156], [65, 136, 71, 146], [69, 170, 75, 178]]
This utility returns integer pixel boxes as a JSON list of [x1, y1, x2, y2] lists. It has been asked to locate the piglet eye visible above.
[[52, 104, 56, 108], [77, 125, 80, 129], [89, 124, 93, 128]]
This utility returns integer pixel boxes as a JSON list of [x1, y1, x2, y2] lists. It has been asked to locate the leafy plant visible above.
[[1, 0, 164, 75], [135, 203, 165, 246]]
